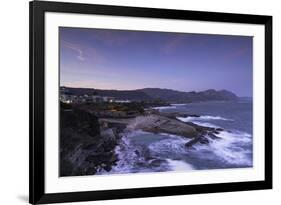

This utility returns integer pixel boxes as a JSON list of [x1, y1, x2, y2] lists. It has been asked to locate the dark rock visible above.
[[134, 150, 140, 156], [60, 107, 100, 137], [199, 136, 209, 144], [185, 137, 201, 147], [107, 122, 127, 134], [136, 162, 146, 166], [85, 152, 112, 164], [150, 159, 166, 167], [83, 143, 98, 150], [186, 114, 200, 117], [208, 132, 221, 140], [200, 130, 208, 135], [103, 165, 112, 172], [60, 107, 119, 177]]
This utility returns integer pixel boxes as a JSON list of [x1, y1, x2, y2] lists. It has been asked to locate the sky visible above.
[[60, 27, 253, 97]]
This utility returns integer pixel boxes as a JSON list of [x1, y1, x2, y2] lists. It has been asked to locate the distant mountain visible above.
[[139, 88, 238, 103], [61, 87, 238, 103]]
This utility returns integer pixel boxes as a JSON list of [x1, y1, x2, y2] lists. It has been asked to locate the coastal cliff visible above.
[[60, 102, 224, 176], [60, 103, 119, 176]]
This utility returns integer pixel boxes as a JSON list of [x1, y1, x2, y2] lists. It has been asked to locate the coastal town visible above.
[[60, 86, 130, 104]]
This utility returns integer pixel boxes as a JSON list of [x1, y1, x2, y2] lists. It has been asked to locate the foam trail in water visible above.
[[177, 115, 233, 122], [191, 121, 220, 128], [151, 105, 177, 110], [177, 117, 220, 128]]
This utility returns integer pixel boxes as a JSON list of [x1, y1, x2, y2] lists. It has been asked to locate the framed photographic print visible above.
[[29, 0, 272, 204]]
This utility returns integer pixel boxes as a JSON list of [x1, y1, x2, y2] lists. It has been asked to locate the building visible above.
[[102, 96, 115, 103], [59, 87, 115, 104]]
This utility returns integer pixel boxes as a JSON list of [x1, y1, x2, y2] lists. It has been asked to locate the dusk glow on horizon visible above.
[[59, 27, 253, 97]]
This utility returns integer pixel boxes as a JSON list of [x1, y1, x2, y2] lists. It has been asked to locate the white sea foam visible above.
[[177, 115, 233, 122], [148, 136, 194, 171], [166, 159, 194, 171], [152, 104, 187, 110], [103, 112, 252, 175], [151, 105, 177, 110], [177, 116, 220, 128], [148, 135, 188, 155], [190, 121, 220, 128], [170, 103, 187, 106], [195, 130, 252, 166], [176, 112, 252, 166]]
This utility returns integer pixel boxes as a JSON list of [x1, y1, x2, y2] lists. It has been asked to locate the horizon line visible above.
[[60, 85, 247, 97]]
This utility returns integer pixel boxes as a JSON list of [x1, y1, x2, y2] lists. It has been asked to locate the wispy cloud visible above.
[[61, 40, 107, 64], [61, 40, 85, 61]]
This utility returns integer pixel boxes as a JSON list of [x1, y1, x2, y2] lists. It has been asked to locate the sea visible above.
[[102, 100, 253, 174]]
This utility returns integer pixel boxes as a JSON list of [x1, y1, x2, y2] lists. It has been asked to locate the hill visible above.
[[61, 87, 238, 103]]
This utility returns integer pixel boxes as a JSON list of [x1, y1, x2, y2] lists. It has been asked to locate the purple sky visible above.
[[60, 27, 253, 97]]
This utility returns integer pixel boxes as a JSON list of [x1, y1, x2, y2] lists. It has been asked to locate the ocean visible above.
[[103, 100, 253, 174]]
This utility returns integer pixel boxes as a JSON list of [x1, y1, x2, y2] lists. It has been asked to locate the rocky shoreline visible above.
[[101, 113, 224, 147], [60, 102, 224, 176]]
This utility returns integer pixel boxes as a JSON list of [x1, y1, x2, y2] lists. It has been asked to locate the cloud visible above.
[[61, 40, 85, 61], [61, 40, 106, 64]]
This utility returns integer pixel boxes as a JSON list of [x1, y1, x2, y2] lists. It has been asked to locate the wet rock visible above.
[[185, 134, 214, 147], [136, 162, 146, 167], [185, 114, 200, 117], [101, 128, 116, 140], [129, 114, 197, 138], [185, 137, 201, 148], [107, 122, 127, 134], [150, 159, 167, 167], [134, 150, 140, 156], [207, 132, 221, 139], [199, 136, 209, 144]]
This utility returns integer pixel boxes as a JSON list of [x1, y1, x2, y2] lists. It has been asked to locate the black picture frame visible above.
[[29, 0, 272, 204]]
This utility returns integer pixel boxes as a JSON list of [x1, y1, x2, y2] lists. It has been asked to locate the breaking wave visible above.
[[104, 101, 253, 174], [193, 130, 252, 166], [177, 115, 233, 122]]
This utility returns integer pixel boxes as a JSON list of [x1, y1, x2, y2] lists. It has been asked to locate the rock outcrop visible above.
[[127, 114, 197, 138], [60, 103, 120, 176]]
